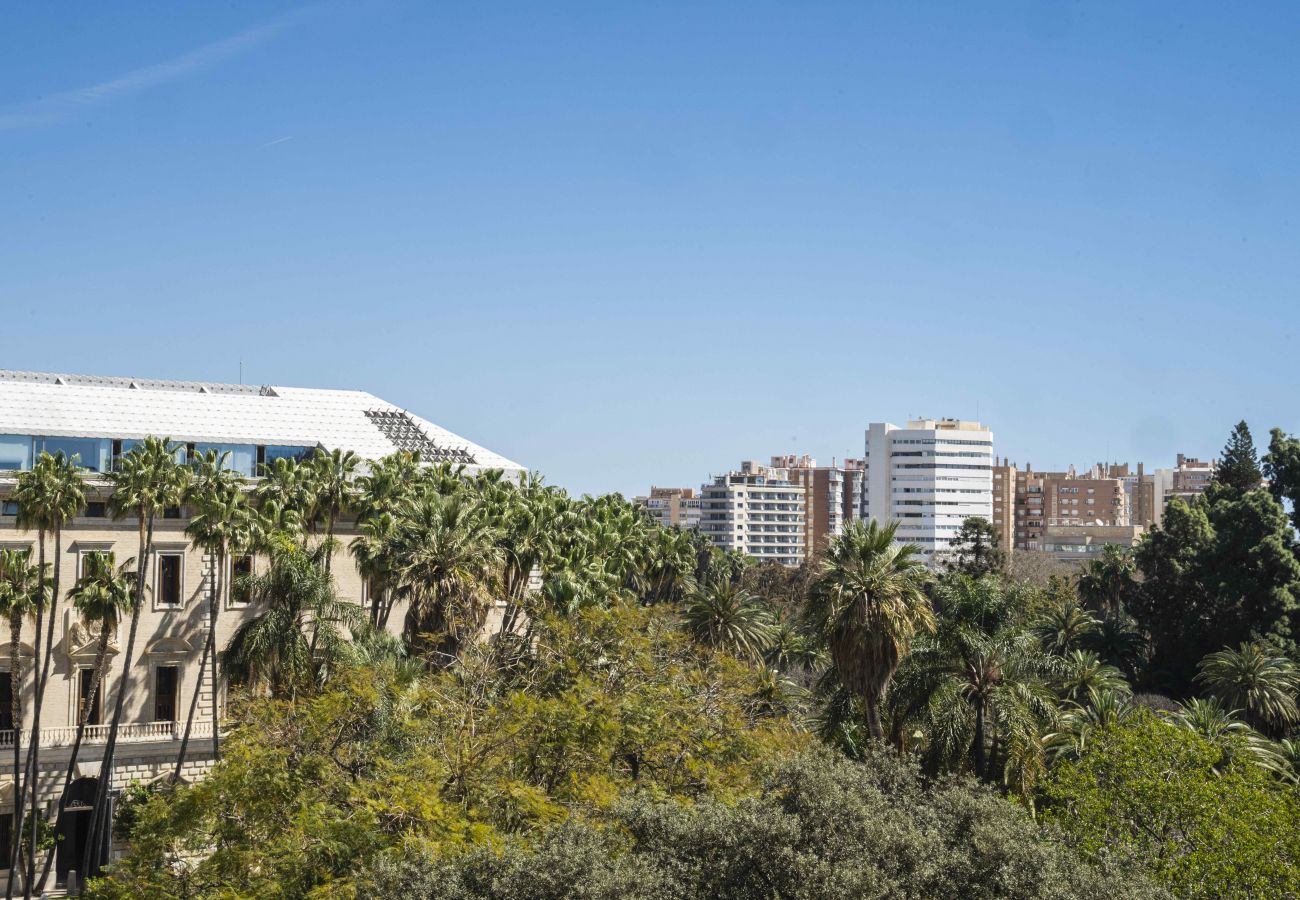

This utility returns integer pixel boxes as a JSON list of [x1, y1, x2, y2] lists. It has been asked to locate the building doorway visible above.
[[55, 777, 100, 887]]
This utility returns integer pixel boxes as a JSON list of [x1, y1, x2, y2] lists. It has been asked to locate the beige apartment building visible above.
[[633, 487, 701, 530], [0, 370, 523, 888], [991, 459, 1165, 557], [770, 455, 860, 557], [698, 461, 806, 566]]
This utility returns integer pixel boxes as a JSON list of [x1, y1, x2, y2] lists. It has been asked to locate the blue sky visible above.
[[2, 2, 1297, 497]]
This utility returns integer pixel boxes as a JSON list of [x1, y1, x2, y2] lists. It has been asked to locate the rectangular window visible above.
[[38, 437, 112, 472], [84, 501, 108, 518], [230, 555, 253, 605], [193, 444, 257, 477], [157, 554, 183, 607], [0, 435, 32, 471], [1, 501, 17, 517], [0, 672, 11, 730], [78, 668, 102, 726], [154, 666, 178, 722]]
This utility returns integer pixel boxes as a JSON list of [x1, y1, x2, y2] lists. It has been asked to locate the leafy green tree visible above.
[[1042, 712, 1300, 898], [945, 516, 1006, 578], [1195, 642, 1300, 735], [1263, 427, 1300, 532], [804, 520, 933, 741], [1130, 490, 1300, 695], [359, 748, 1167, 900], [88, 605, 799, 898], [1210, 420, 1263, 496], [682, 581, 775, 661]]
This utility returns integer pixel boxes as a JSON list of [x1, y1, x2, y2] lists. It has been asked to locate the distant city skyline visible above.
[[4, 2, 1298, 498]]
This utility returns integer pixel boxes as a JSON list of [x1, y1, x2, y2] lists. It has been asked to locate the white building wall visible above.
[[861, 420, 994, 558]]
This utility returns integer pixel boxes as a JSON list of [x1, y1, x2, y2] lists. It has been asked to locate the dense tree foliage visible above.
[[1043, 713, 1300, 899], [360, 749, 1167, 900], [26, 418, 1300, 898]]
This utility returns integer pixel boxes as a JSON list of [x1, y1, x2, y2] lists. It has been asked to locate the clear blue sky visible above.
[[2, 2, 1297, 497]]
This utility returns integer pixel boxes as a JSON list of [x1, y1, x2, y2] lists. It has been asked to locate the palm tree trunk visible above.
[[210, 546, 223, 762], [6, 615, 23, 896], [37, 624, 111, 892], [973, 700, 988, 780], [865, 695, 884, 742], [80, 517, 151, 880], [172, 623, 210, 781], [26, 525, 64, 893]]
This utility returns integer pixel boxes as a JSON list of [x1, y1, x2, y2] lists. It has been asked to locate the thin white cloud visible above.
[[0, 6, 316, 130], [258, 135, 294, 149]]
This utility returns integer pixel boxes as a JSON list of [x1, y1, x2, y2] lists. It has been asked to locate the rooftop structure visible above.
[[0, 369, 523, 475]]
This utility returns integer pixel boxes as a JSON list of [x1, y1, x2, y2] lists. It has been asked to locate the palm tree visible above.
[[223, 538, 365, 698], [396, 493, 501, 666], [1032, 597, 1099, 655], [350, 512, 403, 628], [1045, 687, 1138, 764], [1055, 649, 1131, 702], [306, 448, 358, 572], [37, 553, 133, 891], [682, 580, 776, 662], [81, 437, 189, 880], [1083, 613, 1146, 680], [178, 451, 253, 767], [803, 520, 933, 742], [1076, 544, 1135, 615], [12, 452, 84, 893], [889, 575, 1059, 786], [1195, 642, 1300, 735], [0, 549, 45, 895], [1167, 697, 1281, 773]]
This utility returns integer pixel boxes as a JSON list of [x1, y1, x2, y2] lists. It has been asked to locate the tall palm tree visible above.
[[803, 520, 933, 742], [81, 437, 189, 880], [223, 538, 364, 698], [1195, 642, 1300, 735], [37, 553, 133, 892], [1167, 697, 1282, 773], [396, 493, 501, 666], [0, 549, 45, 895], [306, 448, 358, 573], [682, 580, 775, 662], [12, 451, 84, 891], [179, 451, 252, 767], [889, 575, 1059, 785]]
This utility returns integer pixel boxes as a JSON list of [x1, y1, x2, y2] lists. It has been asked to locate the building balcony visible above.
[[0, 719, 214, 749]]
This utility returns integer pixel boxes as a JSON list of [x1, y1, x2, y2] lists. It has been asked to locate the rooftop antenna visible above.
[[239, 357, 243, 385]]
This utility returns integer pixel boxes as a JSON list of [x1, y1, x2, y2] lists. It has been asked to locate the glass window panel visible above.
[[193, 444, 257, 477], [39, 437, 111, 472], [0, 435, 33, 471], [263, 445, 314, 466], [119, 439, 188, 465]]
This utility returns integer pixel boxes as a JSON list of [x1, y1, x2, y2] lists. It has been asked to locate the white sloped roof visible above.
[[0, 370, 523, 473]]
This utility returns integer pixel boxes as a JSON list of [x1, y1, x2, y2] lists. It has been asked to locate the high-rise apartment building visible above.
[[699, 461, 805, 566], [991, 459, 1017, 559], [860, 419, 994, 558], [0, 369, 523, 886], [770, 455, 860, 555], [634, 487, 701, 530]]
